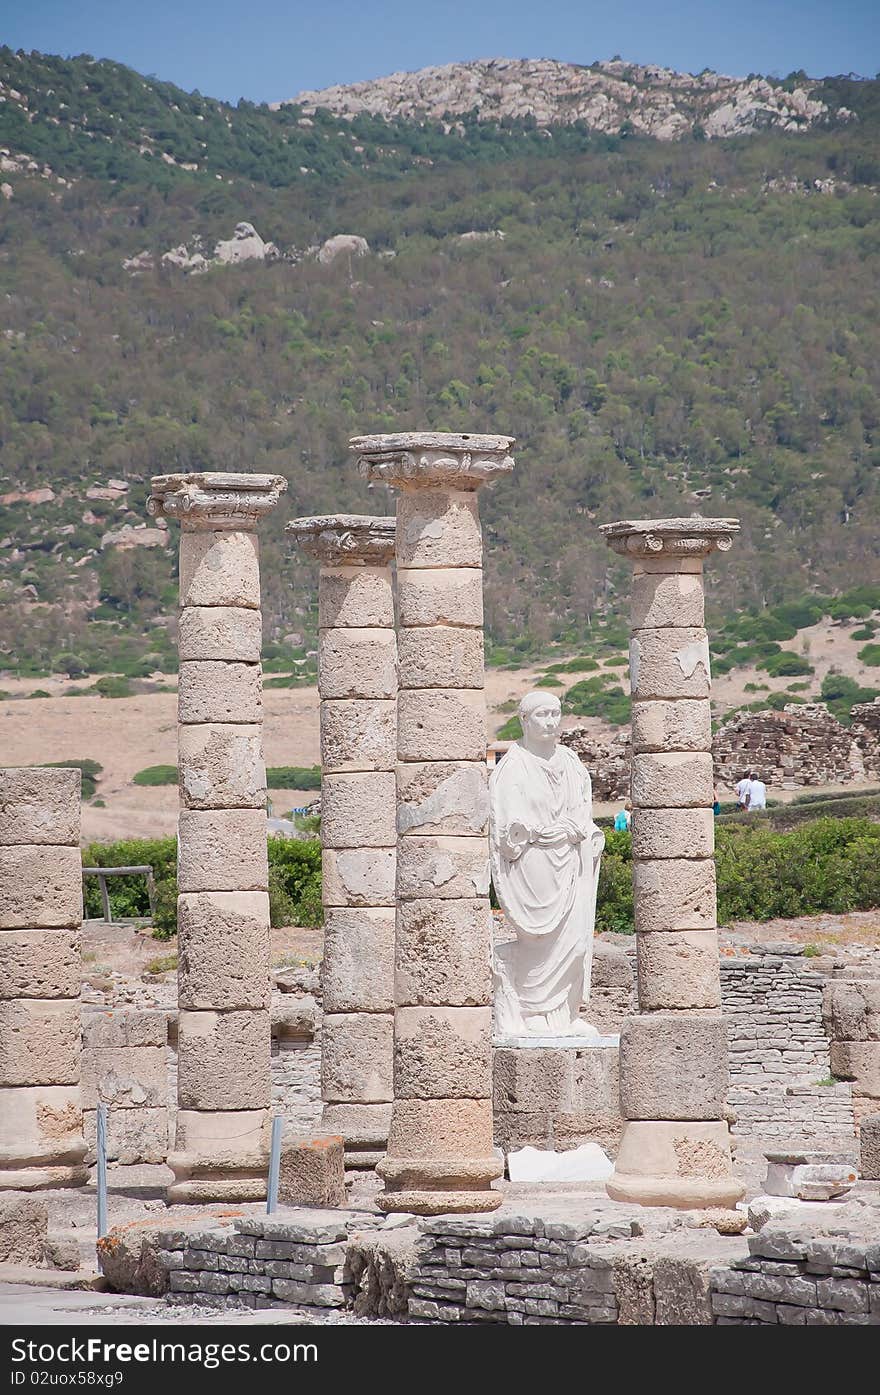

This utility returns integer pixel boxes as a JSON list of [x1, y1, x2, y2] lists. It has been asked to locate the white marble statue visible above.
[[489, 691, 604, 1039]]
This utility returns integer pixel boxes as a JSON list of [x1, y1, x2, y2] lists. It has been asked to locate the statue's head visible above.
[[518, 690, 562, 746]]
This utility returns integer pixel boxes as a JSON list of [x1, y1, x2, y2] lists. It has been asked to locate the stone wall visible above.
[[560, 729, 630, 801], [82, 1009, 169, 1164]]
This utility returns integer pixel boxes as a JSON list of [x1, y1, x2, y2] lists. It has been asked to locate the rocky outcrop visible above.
[[148, 223, 280, 276], [317, 234, 370, 265], [279, 59, 846, 142], [214, 221, 279, 265]]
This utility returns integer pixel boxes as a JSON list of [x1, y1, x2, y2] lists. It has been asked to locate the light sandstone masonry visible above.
[[286, 515, 397, 1166], [148, 471, 285, 1202], [600, 517, 744, 1209], [351, 430, 514, 1214], [0, 767, 87, 1189]]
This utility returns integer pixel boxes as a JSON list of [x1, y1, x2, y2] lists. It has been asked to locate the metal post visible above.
[[266, 1115, 283, 1215], [96, 1103, 108, 1268]]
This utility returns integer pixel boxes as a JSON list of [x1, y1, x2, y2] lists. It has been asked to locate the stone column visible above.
[[0, 767, 87, 1189], [147, 471, 286, 1202], [350, 431, 514, 1215], [285, 514, 397, 1168], [600, 517, 745, 1209]]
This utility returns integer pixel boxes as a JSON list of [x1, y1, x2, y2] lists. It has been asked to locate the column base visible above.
[[0, 1087, 87, 1190], [0, 1162, 88, 1191], [376, 1156, 503, 1215], [167, 1108, 269, 1204], [606, 1119, 745, 1209]]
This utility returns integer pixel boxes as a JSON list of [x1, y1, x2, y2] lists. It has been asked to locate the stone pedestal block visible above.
[[823, 980, 880, 1042], [636, 932, 722, 1010], [320, 700, 397, 773], [177, 891, 271, 1009], [397, 689, 487, 762], [178, 724, 266, 809], [397, 626, 484, 690], [394, 1007, 492, 1099], [178, 605, 262, 662], [632, 858, 717, 933], [320, 771, 397, 848], [278, 1135, 347, 1208], [177, 1010, 271, 1110], [630, 628, 711, 702], [177, 809, 268, 892], [396, 761, 489, 837], [0, 930, 80, 999], [631, 700, 711, 754], [397, 568, 484, 628], [321, 1013, 394, 1104], [166, 1107, 270, 1203], [830, 1041, 880, 1097], [619, 1013, 728, 1120], [606, 1119, 744, 1208], [631, 807, 714, 861], [318, 628, 397, 700], [631, 751, 715, 808], [0, 845, 82, 929], [395, 898, 493, 1007], [0, 768, 80, 845], [178, 661, 262, 725], [631, 570, 705, 630], [322, 908, 395, 1014], [492, 1044, 621, 1156]]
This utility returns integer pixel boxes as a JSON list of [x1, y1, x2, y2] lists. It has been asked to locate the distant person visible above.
[[713, 786, 721, 817], [614, 803, 631, 832], [735, 773, 751, 810], [746, 771, 767, 812]]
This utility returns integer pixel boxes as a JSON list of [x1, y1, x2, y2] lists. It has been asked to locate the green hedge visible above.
[[717, 795, 880, 831], [82, 834, 322, 940], [133, 765, 178, 786]]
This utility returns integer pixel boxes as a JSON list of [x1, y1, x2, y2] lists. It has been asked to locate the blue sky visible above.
[[3, 0, 879, 104]]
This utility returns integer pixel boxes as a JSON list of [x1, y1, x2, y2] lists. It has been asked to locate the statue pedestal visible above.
[[492, 1039, 621, 1160]]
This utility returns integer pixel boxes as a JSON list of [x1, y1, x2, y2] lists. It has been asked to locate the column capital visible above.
[[286, 514, 396, 566], [147, 472, 287, 529], [349, 432, 515, 491], [600, 516, 739, 561]]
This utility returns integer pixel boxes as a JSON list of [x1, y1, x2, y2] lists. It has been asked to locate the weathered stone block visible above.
[[178, 723, 265, 809], [278, 1135, 347, 1208], [177, 810, 268, 892], [631, 751, 714, 809], [0, 929, 79, 999], [0, 768, 80, 846], [318, 627, 397, 701], [320, 699, 396, 773], [322, 847, 395, 908], [395, 491, 482, 569], [396, 898, 492, 1007], [398, 689, 487, 762], [631, 807, 715, 860], [177, 1010, 270, 1110], [830, 1041, 880, 1097], [397, 761, 488, 837], [170, 1107, 269, 1164], [396, 836, 490, 901], [632, 858, 716, 933], [631, 700, 711, 754], [318, 566, 394, 630], [492, 1045, 618, 1120], [608, 1119, 742, 1209], [397, 568, 483, 629], [630, 628, 710, 702], [0, 1193, 49, 1264], [0, 845, 82, 929], [321, 907, 394, 1013], [321, 1013, 393, 1103], [320, 1101, 392, 1149], [631, 571, 705, 631], [81, 1045, 167, 1109], [395, 1007, 492, 1099], [178, 605, 262, 662], [619, 1014, 728, 1121], [320, 771, 397, 848], [179, 529, 260, 610], [383, 1097, 495, 1160], [823, 980, 880, 1043], [178, 661, 262, 725], [636, 931, 721, 1010], [859, 1113, 880, 1180], [397, 627, 484, 691], [0, 1085, 83, 1159], [177, 891, 270, 1009], [82, 1011, 168, 1049], [0, 999, 80, 1086]]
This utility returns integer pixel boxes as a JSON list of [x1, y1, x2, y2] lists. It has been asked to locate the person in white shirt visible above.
[[735, 773, 751, 810], [746, 771, 767, 811]]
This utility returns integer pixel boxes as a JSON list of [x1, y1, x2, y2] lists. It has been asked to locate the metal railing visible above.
[[81, 865, 156, 923]]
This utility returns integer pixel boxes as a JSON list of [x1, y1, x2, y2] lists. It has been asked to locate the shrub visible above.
[[564, 656, 599, 672], [758, 651, 814, 678], [564, 679, 631, 725], [267, 835, 322, 927], [858, 644, 880, 667], [603, 655, 628, 667], [595, 828, 633, 932], [267, 766, 321, 789], [496, 715, 523, 740], [852, 626, 877, 641], [715, 818, 880, 921], [133, 764, 178, 786], [90, 675, 134, 698], [820, 673, 880, 724], [535, 674, 563, 686]]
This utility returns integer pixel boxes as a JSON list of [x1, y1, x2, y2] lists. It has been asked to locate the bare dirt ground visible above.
[[0, 615, 875, 841]]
